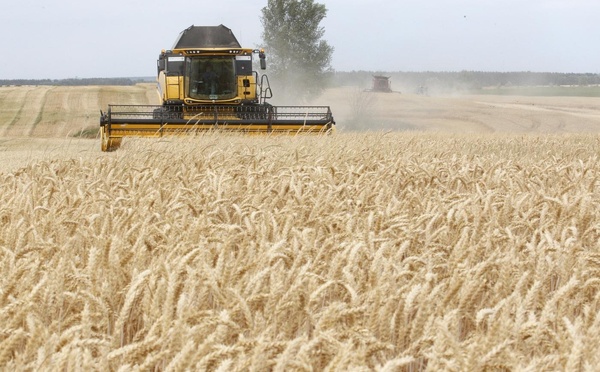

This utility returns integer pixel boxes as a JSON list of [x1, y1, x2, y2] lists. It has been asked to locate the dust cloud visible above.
[[311, 85, 600, 133]]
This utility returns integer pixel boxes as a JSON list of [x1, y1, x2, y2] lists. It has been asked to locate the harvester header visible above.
[[100, 24, 335, 151]]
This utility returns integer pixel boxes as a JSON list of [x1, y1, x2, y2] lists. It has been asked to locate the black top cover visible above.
[[172, 25, 242, 49]]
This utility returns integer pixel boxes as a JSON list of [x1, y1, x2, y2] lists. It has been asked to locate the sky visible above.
[[1, 0, 599, 79]]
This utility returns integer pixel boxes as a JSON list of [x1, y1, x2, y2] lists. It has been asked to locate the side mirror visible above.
[[259, 50, 267, 70], [157, 55, 166, 75]]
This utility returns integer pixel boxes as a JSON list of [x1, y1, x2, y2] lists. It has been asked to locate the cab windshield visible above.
[[187, 57, 236, 100]]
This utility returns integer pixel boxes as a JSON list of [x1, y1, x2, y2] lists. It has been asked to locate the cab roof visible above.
[[172, 24, 242, 49]]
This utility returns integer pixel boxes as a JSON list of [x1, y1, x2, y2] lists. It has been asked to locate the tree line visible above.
[[0, 77, 142, 86], [2, 72, 598, 92], [330, 71, 600, 92]]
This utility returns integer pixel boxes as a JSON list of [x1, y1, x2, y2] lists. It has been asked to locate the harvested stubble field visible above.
[[2, 132, 600, 371]]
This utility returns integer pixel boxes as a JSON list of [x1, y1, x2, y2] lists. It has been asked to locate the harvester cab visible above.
[[100, 25, 335, 151]]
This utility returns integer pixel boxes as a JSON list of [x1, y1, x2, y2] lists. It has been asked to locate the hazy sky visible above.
[[1, 0, 599, 79]]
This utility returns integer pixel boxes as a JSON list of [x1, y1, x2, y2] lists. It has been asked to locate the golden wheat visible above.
[[1, 132, 600, 370]]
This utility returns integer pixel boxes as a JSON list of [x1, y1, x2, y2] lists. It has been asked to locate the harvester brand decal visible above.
[[235, 56, 251, 61], [168, 56, 185, 62]]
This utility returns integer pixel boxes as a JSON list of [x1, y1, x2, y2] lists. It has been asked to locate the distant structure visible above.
[[365, 75, 394, 93]]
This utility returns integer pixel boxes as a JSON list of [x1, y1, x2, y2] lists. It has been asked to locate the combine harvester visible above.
[[100, 25, 335, 151], [366, 75, 393, 93]]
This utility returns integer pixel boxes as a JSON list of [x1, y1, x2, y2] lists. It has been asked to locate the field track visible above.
[[1, 85, 600, 369]]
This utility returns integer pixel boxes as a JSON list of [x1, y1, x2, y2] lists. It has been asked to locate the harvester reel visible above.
[[153, 107, 183, 120]]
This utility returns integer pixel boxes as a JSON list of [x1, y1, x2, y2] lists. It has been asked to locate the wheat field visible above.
[[1, 131, 600, 370]]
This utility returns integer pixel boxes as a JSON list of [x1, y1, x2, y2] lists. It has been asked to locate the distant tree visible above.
[[0, 78, 138, 86], [260, 0, 334, 102]]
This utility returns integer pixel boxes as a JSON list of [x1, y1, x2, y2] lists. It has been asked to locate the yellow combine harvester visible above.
[[100, 25, 335, 151]]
